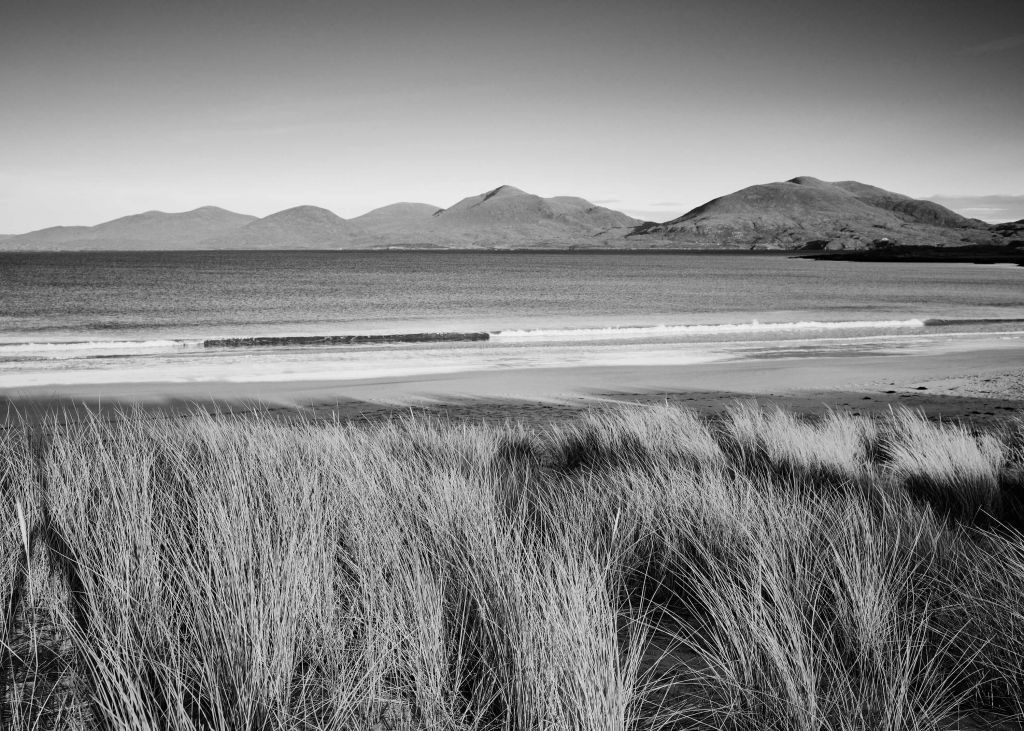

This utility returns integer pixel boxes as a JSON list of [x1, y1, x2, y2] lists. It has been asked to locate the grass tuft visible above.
[[0, 403, 1022, 729]]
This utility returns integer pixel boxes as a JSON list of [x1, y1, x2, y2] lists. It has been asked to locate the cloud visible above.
[[927, 194, 1024, 223], [649, 201, 684, 207], [962, 33, 1024, 54]]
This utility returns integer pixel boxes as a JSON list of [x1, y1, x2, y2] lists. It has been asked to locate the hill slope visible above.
[[351, 202, 442, 227], [3, 207, 257, 250], [2, 180, 1011, 251], [630, 177, 995, 249], [203, 206, 361, 249], [360, 185, 642, 247], [348, 202, 442, 240], [1, 190, 642, 250], [992, 219, 1024, 243]]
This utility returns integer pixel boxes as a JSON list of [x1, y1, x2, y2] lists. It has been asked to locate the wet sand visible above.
[[3, 342, 1022, 428]]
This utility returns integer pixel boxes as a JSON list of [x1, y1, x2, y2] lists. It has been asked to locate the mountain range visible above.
[[4, 207, 258, 250], [3, 179, 1020, 251]]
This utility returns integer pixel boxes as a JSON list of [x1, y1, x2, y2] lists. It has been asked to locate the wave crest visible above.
[[0, 339, 198, 357], [491, 319, 927, 341]]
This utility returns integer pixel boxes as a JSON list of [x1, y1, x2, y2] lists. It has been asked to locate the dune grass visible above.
[[1, 403, 1023, 730]]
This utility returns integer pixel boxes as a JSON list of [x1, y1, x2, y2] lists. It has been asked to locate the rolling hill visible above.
[[628, 177, 994, 249], [201, 206, 359, 249], [350, 202, 442, 231], [1, 179, 1013, 251], [370, 185, 642, 247], [347, 202, 444, 244], [1, 188, 640, 250], [2, 207, 257, 251]]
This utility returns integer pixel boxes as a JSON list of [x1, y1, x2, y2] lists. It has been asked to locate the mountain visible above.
[[203, 205, 360, 249], [351, 202, 441, 227], [231, 188, 641, 248], [830, 180, 983, 228], [0, 188, 639, 250], [2, 207, 257, 250], [628, 177, 994, 249], [348, 202, 442, 239], [2, 180, 1012, 251], [360, 185, 642, 248]]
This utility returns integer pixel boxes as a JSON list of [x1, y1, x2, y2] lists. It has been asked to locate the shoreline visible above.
[[3, 246, 1020, 259], [797, 243, 1024, 265], [4, 344, 1021, 428]]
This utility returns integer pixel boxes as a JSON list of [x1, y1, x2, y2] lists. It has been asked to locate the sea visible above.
[[1, 250, 1022, 389]]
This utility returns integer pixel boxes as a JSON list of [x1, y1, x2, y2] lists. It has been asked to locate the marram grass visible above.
[[1, 403, 1023, 730]]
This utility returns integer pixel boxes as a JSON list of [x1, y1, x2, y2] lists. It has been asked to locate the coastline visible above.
[[796, 243, 1024, 265], [4, 342, 1021, 428]]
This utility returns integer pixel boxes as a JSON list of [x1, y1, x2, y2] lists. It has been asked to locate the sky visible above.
[[2, 0, 1023, 233]]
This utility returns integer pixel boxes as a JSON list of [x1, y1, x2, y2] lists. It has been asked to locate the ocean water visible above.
[[1, 251, 1022, 388]]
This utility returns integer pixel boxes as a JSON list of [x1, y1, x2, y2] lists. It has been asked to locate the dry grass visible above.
[[1, 402, 1023, 730]]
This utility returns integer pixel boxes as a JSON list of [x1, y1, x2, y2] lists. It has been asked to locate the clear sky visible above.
[[3, 0, 1022, 232]]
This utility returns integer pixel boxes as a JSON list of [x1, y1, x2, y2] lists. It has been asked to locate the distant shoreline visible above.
[[3, 246, 1022, 261], [0, 247, 799, 255], [797, 243, 1024, 265]]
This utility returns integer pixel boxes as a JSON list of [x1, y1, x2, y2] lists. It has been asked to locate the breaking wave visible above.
[[0, 339, 200, 358], [9, 316, 1021, 360], [491, 319, 928, 341]]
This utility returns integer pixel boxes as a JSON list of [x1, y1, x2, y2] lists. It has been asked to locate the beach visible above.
[[4, 334, 1021, 428]]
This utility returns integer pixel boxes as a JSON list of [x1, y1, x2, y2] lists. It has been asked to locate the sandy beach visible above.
[[4, 338, 1022, 428]]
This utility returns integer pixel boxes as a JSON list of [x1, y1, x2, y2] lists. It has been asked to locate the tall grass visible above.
[[1, 403, 1023, 730]]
